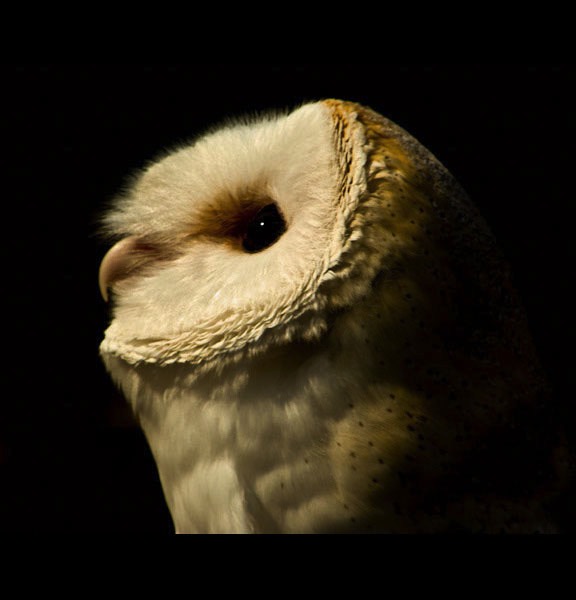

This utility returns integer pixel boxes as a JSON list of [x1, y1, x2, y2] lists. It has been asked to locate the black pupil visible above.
[[242, 203, 286, 253]]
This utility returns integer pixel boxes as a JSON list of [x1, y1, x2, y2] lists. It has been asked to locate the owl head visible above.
[[99, 100, 568, 533], [99, 100, 499, 372]]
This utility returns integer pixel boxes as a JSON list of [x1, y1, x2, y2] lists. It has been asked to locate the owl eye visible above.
[[241, 203, 287, 253]]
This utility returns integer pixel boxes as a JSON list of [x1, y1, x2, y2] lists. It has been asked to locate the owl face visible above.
[[100, 101, 372, 370]]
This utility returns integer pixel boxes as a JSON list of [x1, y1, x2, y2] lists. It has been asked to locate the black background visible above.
[[1, 64, 574, 533]]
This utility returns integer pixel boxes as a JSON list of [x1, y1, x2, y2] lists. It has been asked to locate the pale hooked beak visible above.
[[98, 236, 140, 302]]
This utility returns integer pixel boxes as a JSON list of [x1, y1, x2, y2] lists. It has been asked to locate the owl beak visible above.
[[98, 236, 140, 302]]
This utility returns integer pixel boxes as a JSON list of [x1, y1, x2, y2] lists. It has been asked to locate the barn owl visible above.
[[99, 99, 569, 533]]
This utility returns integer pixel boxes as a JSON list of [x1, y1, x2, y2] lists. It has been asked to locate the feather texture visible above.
[[100, 100, 570, 533]]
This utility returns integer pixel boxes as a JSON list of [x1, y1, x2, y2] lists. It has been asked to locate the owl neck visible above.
[[113, 341, 351, 533]]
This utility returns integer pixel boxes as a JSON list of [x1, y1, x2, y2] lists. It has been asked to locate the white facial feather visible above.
[[100, 100, 568, 533], [101, 102, 365, 367]]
